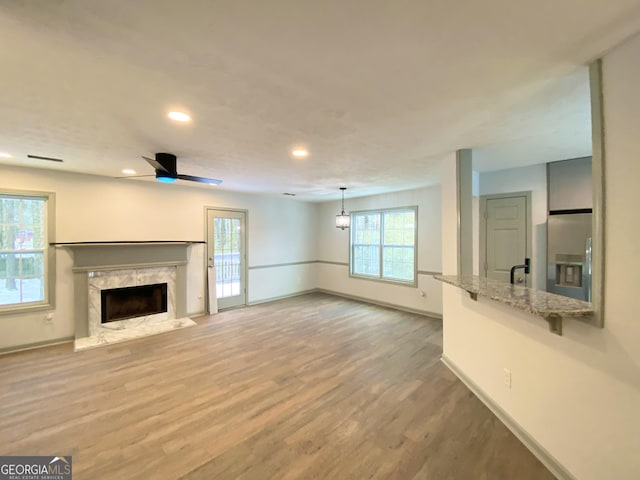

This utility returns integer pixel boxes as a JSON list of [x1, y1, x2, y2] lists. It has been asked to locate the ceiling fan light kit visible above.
[[156, 172, 177, 183], [143, 153, 222, 185]]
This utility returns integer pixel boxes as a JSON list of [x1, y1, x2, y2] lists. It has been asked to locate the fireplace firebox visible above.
[[101, 283, 168, 323]]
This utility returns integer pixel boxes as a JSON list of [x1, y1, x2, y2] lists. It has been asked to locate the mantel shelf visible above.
[[434, 274, 595, 335], [52, 240, 205, 246]]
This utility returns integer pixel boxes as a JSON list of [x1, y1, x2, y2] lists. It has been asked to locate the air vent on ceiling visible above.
[[27, 154, 64, 163], [282, 193, 296, 196]]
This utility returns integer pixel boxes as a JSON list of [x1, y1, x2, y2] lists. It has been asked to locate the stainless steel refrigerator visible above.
[[547, 211, 592, 301]]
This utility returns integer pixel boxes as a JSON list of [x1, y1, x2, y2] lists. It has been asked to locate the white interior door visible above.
[[481, 195, 529, 285], [207, 209, 246, 309]]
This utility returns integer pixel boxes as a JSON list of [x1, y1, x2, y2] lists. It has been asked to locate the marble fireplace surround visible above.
[[87, 266, 176, 336], [63, 242, 200, 341]]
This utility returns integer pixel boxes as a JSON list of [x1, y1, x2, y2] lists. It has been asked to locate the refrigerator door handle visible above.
[[585, 237, 592, 302]]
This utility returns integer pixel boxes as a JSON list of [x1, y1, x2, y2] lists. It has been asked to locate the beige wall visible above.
[[0, 167, 444, 350], [441, 33, 640, 480], [316, 185, 443, 316], [0, 166, 318, 350]]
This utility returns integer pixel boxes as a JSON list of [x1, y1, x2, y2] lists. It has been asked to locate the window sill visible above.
[[349, 273, 417, 288], [0, 301, 54, 316]]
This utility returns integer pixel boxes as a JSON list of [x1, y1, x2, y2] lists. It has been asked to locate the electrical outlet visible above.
[[503, 368, 512, 388]]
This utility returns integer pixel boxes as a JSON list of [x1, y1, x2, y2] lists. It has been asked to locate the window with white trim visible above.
[[0, 192, 54, 311], [350, 207, 417, 284]]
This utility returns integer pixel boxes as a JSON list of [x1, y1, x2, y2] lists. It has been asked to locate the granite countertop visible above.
[[434, 274, 594, 335]]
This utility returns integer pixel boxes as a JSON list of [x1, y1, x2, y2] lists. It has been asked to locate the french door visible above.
[[206, 209, 246, 309]]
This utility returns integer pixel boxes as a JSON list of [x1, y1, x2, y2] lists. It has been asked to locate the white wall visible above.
[[0, 165, 317, 350], [441, 33, 640, 480], [316, 186, 443, 316], [479, 164, 548, 290]]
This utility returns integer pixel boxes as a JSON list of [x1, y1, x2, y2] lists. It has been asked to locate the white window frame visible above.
[[0, 190, 55, 314], [349, 206, 418, 286]]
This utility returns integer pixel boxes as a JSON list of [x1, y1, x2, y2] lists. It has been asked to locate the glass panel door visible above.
[[207, 209, 246, 309]]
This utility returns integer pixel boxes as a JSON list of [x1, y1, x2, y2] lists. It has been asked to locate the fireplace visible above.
[[64, 241, 198, 350], [86, 266, 178, 337], [101, 283, 168, 323]]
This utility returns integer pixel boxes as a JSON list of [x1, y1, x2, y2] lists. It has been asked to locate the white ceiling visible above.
[[1, 1, 640, 200]]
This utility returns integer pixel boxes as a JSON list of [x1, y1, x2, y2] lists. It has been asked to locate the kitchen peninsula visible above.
[[434, 275, 593, 335]]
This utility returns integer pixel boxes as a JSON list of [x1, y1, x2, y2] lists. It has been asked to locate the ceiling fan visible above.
[[139, 153, 222, 185]]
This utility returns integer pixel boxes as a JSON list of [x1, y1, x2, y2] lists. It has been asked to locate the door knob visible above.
[[517, 277, 524, 284]]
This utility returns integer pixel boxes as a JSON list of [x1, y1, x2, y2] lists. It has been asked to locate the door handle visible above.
[[517, 277, 524, 284]]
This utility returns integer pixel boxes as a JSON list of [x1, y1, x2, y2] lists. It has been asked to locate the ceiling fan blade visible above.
[[142, 155, 169, 173], [177, 174, 223, 185], [115, 174, 155, 179]]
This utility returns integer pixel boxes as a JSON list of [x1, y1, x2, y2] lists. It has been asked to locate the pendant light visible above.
[[336, 187, 350, 230]]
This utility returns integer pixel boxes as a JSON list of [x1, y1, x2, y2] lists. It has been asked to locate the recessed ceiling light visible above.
[[292, 148, 309, 158], [122, 168, 136, 175], [168, 111, 191, 122], [0, 152, 12, 158]]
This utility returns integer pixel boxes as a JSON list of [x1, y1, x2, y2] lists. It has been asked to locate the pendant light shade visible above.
[[336, 187, 350, 230]]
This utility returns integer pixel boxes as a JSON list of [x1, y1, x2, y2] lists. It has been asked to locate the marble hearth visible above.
[[62, 242, 200, 350]]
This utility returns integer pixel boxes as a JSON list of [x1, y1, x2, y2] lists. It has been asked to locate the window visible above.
[[350, 207, 417, 284], [0, 191, 55, 312]]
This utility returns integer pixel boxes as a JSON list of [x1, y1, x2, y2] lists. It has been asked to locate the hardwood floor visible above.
[[0, 293, 555, 479]]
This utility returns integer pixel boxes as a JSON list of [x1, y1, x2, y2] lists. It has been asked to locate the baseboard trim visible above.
[[247, 288, 443, 320], [316, 288, 443, 319], [248, 289, 318, 306], [441, 355, 575, 480], [0, 336, 74, 356]]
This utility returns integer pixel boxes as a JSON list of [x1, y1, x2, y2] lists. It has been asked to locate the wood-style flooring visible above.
[[0, 293, 555, 479]]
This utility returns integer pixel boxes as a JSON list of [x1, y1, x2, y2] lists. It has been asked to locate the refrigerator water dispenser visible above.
[[556, 262, 583, 287]]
